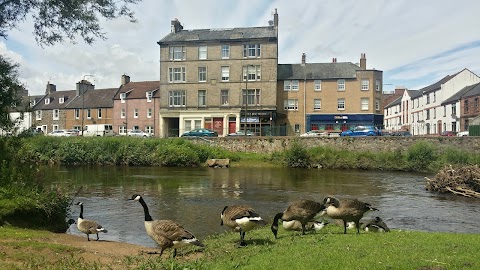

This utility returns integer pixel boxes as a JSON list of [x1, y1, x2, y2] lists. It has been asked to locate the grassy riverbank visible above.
[[16, 136, 480, 172], [1, 225, 479, 269]]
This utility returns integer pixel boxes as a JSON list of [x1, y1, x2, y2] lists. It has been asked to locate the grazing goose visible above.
[[220, 205, 267, 246], [281, 220, 329, 233], [361, 216, 390, 232], [271, 199, 326, 238], [323, 196, 378, 234], [75, 202, 108, 241], [129, 194, 205, 257]]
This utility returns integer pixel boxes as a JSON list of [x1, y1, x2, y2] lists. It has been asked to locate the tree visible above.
[[0, 56, 23, 131], [0, 0, 140, 45], [0, 0, 140, 131]]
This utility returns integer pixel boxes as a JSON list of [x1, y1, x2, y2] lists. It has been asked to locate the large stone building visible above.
[[156, 10, 279, 137], [277, 53, 383, 135]]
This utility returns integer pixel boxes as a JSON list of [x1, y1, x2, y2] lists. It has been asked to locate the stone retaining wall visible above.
[[191, 137, 480, 154]]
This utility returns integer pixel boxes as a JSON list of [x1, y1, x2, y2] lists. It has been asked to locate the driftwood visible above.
[[425, 165, 480, 198], [206, 159, 229, 168]]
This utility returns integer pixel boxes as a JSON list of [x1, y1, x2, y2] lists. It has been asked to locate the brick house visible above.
[[277, 53, 383, 135], [443, 82, 480, 132], [112, 75, 160, 136], [65, 80, 118, 133], [156, 10, 279, 137]]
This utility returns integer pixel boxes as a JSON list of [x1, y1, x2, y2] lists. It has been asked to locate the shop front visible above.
[[306, 114, 384, 132], [241, 110, 276, 136]]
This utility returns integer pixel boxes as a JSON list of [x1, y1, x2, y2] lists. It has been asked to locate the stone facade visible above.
[[157, 12, 279, 137]]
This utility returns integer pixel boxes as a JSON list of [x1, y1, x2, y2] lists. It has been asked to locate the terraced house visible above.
[[112, 75, 160, 136], [65, 80, 118, 133], [32, 83, 76, 133], [277, 53, 383, 135], [156, 10, 279, 137]]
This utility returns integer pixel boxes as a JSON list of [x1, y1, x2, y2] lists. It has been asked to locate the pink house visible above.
[[113, 75, 160, 136]]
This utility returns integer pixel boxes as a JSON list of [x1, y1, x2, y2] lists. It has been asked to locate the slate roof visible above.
[[407, 90, 423, 99], [113, 81, 160, 100], [32, 90, 76, 110], [158, 26, 276, 44], [277, 63, 363, 80], [442, 82, 480, 105], [384, 96, 402, 108], [419, 70, 464, 94], [66, 88, 118, 109]]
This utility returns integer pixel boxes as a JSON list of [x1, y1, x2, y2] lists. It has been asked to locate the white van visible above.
[[83, 124, 115, 137]]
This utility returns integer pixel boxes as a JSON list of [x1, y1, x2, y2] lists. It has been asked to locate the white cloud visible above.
[[3, 0, 480, 95]]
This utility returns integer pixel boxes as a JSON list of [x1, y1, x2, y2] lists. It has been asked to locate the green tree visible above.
[[0, 0, 140, 45], [0, 57, 24, 131]]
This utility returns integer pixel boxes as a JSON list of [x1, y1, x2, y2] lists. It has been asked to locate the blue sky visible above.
[[1, 0, 480, 95]]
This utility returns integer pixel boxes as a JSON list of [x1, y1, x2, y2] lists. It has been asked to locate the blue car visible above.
[[340, 126, 381, 136], [181, 128, 218, 137]]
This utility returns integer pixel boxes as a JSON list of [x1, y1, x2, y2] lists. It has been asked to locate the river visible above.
[[45, 166, 480, 247]]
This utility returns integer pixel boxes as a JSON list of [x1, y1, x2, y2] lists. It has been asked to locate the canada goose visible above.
[[220, 205, 267, 246], [281, 220, 329, 232], [129, 194, 205, 257], [361, 216, 390, 232], [75, 202, 108, 241], [323, 196, 378, 234], [271, 199, 326, 238], [66, 218, 76, 234]]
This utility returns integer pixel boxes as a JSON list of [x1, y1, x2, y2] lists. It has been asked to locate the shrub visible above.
[[406, 141, 437, 172], [284, 141, 310, 168]]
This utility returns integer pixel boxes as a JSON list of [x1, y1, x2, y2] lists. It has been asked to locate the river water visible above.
[[45, 166, 480, 247]]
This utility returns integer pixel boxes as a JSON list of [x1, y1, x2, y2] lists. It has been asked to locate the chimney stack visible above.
[[46, 83, 56, 94], [360, 53, 366, 70], [171, 18, 183, 33], [121, 74, 130, 85], [301, 53, 306, 65], [76, 80, 94, 96]]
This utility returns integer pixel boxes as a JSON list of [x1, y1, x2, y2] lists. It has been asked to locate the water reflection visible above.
[[45, 166, 480, 248]]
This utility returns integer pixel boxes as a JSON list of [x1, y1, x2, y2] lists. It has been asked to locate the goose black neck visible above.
[[139, 198, 153, 221], [272, 212, 283, 227], [79, 204, 84, 219]]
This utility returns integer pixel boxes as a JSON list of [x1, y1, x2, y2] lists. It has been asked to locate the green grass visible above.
[[1, 225, 479, 269]]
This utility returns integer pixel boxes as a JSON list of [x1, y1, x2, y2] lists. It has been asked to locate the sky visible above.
[[1, 0, 480, 96]]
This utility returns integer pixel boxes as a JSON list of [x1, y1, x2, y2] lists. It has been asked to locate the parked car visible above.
[[392, 131, 412, 136], [340, 126, 381, 136], [227, 130, 254, 136], [65, 129, 80, 136], [181, 128, 218, 137], [47, 130, 71, 137], [127, 130, 152, 138], [300, 130, 328, 137], [18, 128, 44, 138], [457, 131, 469, 137], [440, 131, 457, 137]]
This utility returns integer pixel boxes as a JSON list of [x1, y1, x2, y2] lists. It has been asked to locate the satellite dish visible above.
[[268, 20, 274, 26]]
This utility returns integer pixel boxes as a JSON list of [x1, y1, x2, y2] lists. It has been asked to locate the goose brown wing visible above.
[[284, 199, 323, 220], [151, 220, 196, 242]]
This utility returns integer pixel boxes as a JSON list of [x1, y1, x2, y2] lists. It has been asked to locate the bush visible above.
[[284, 141, 310, 168], [406, 141, 437, 172], [0, 137, 71, 232]]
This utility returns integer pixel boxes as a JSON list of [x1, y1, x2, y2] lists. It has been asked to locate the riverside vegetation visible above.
[[1, 136, 480, 269]]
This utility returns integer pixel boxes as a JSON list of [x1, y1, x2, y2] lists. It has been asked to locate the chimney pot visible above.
[[360, 53, 367, 70], [122, 74, 130, 85], [301, 53, 306, 65]]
